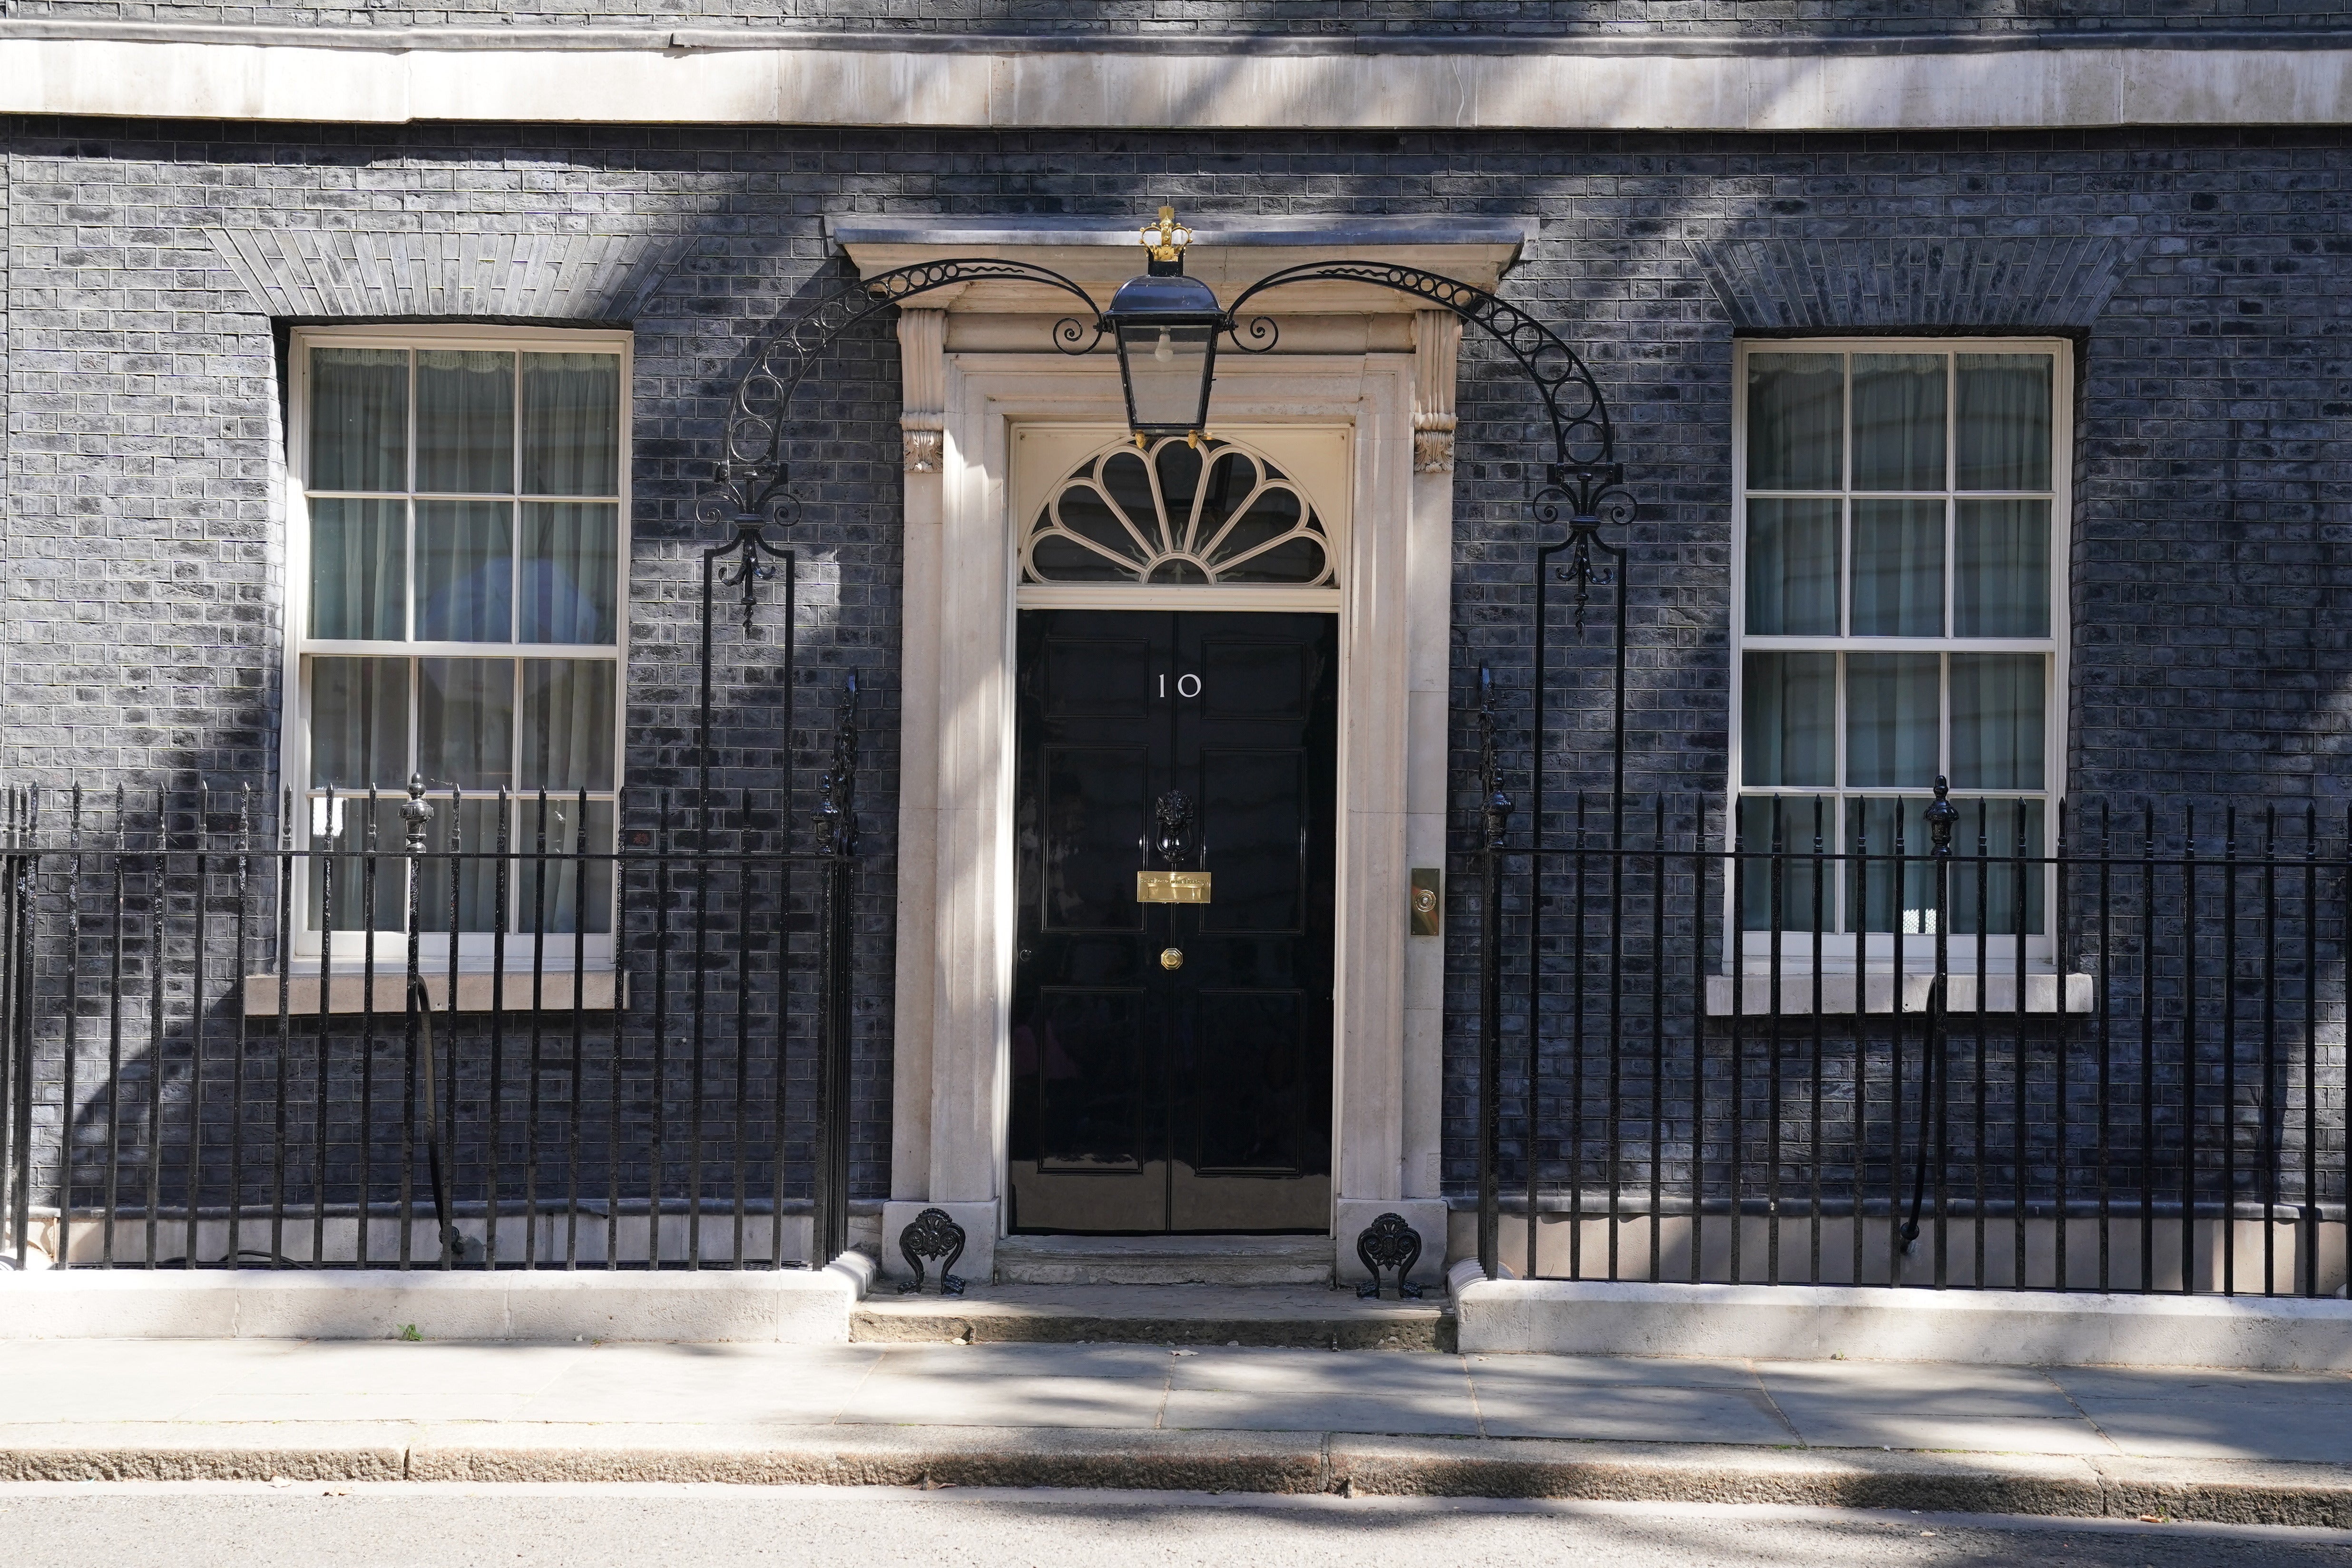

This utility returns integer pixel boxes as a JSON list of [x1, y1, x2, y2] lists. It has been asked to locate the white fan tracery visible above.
[[1022, 437, 1334, 588]]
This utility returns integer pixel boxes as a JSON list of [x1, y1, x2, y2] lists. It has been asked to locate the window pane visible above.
[[414, 797, 509, 935], [520, 503, 619, 644], [1850, 499, 1944, 637], [415, 350, 513, 494], [515, 797, 615, 936], [309, 498, 405, 639], [1954, 499, 2051, 637], [1848, 797, 1939, 935], [418, 657, 514, 791], [1845, 652, 1940, 788], [1745, 353, 1843, 491], [415, 500, 513, 642], [520, 659, 616, 791], [309, 348, 407, 492], [1955, 353, 2052, 490], [310, 657, 408, 788], [1947, 797, 2046, 937], [1736, 794, 1831, 931], [305, 795, 408, 932], [1744, 498, 1840, 635], [1851, 353, 1946, 491], [1950, 653, 2045, 791], [1741, 651, 1835, 787], [521, 353, 621, 497]]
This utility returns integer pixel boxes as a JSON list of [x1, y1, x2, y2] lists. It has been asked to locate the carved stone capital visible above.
[[1412, 416, 1457, 475], [1411, 309, 1462, 475], [896, 308, 949, 476], [902, 421, 944, 473]]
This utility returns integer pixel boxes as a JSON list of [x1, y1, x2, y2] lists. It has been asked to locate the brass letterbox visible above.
[[1136, 870, 1213, 904]]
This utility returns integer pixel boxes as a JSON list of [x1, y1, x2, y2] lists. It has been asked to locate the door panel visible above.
[[1009, 608, 1336, 1235], [1042, 746, 1148, 931]]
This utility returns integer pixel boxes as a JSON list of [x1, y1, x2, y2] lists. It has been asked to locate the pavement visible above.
[[3, 1339, 2352, 1526], [8, 1484, 2352, 1568]]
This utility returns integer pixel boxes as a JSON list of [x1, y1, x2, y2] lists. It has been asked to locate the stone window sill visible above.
[[241, 971, 625, 1015], [1705, 972, 2093, 1017]]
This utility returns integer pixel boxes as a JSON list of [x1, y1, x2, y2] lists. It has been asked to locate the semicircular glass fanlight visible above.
[[1022, 437, 1334, 588]]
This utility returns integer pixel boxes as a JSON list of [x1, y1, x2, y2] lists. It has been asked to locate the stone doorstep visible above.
[[853, 1283, 1453, 1349], [1, 1425, 2350, 1526], [991, 1235, 1335, 1288]]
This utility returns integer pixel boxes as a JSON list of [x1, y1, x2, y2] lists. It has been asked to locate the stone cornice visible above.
[[1, 23, 2348, 129], [6, 20, 2352, 59]]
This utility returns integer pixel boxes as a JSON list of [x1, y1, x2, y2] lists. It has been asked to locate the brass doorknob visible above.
[[1159, 947, 1185, 971]]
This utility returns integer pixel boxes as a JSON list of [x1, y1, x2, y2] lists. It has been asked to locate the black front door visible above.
[[1009, 609, 1337, 1234]]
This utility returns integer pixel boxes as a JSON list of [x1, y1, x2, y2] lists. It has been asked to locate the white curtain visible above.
[[309, 347, 407, 492], [521, 353, 621, 497], [1956, 353, 2052, 490], [309, 498, 404, 639], [520, 503, 618, 643], [418, 657, 515, 791], [1851, 353, 1946, 491], [1850, 499, 1944, 637], [1844, 653, 1939, 789], [1745, 353, 1842, 490], [1956, 500, 2050, 637], [1744, 499, 1839, 635], [415, 500, 513, 642], [1951, 653, 2045, 790], [308, 657, 407, 789], [1742, 652, 1834, 786], [415, 350, 513, 494]]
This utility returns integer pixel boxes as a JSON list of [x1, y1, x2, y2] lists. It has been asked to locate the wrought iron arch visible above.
[[1219, 261, 1639, 1284]]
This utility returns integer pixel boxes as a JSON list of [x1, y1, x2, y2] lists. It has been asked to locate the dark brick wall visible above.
[[4, 120, 2351, 1204], [2, 1, 2348, 36]]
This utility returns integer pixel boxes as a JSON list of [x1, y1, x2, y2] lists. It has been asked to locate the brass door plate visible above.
[[1409, 867, 1442, 936], [1137, 870, 1213, 904]]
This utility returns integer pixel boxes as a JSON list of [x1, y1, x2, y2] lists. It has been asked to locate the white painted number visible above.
[[1176, 673, 1202, 699]]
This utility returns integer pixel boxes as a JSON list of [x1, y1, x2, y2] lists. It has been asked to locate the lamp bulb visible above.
[[1153, 329, 1174, 364]]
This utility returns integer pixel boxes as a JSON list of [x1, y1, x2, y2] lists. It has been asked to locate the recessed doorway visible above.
[[1007, 608, 1338, 1234]]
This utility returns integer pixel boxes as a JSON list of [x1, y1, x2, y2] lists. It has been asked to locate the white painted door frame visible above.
[[883, 340, 1456, 1284]]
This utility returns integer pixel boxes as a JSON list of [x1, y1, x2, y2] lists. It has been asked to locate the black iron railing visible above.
[[1467, 706, 2350, 1298], [0, 761, 860, 1272]]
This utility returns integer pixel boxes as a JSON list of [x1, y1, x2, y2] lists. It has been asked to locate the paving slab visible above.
[[2073, 1400, 2352, 1465], [1774, 1411, 2117, 1456], [1464, 1351, 1764, 1389], [1161, 1389, 1479, 1436], [843, 1372, 1171, 1430], [2048, 1364, 2352, 1403], [1469, 1382, 1799, 1445], [1753, 1357, 2081, 1415]]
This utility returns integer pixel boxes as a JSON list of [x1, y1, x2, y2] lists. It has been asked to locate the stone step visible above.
[[852, 1283, 1452, 1350], [993, 1233, 1333, 1287]]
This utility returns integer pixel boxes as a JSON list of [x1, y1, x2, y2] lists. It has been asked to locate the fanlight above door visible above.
[[1022, 436, 1334, 588]]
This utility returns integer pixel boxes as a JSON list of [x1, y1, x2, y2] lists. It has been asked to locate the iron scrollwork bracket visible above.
[[1354, 1212, 1425, 1299], [703, 257, 1108, 552], [1221, 260, 1619, 478], [896, 1206, 969, 1297]]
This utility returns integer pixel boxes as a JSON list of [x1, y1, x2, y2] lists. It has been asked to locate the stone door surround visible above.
[[856, 216, 1511, 1285]]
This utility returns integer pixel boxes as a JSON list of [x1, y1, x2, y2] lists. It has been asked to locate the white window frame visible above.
[[1727, 335, 2072, 974], [283, 323, 634, 974]]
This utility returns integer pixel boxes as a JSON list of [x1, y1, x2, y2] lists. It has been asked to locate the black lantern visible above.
[[1104, 207, 1226, 446]]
